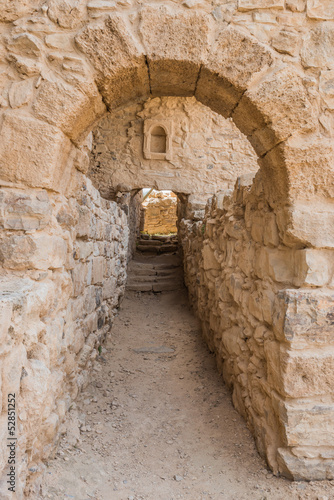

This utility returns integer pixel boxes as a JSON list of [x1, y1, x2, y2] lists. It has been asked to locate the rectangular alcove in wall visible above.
[[143, 119, 173, 160]]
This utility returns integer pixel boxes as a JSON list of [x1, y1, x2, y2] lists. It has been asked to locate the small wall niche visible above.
[[143, 120, 173, 160]]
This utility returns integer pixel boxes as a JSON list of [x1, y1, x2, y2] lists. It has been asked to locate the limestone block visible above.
[[301, 23, 334, 69], [273, 288, 334, 349], [0, 234, 67, 271], [0, 113, 72, 192], [0, 300, 12, 345], [202, 243, 220, 270], [75, 240, 94, 260], [76, 16, 150, 109], [233, 68, 317, 156], [263, 212, 279, 247], [44, 317, 64, 364], [76, 205, 92, 238], [286, 0, 305, 12], [260, 137, 333, 210], [92, 256, 104, 284], [238, 0, 284, 10], [6, 33, 42, 59], [278, 398, 334, 447], [286, 200, 334, 249], [33, 79, 106, 143], [8, 78, 35, 109], [320, 70, 334, 110], [45, 34, 75, 52], [0, 0, 44, 22], [1, 344, 27, 411], [196, 26, 273, 116], [48, 0, 87, 29], [266, 248, 295, 283], [0, 189, 51, 231], [277, 448, 334, 480], [272, 346, 334, 398], [307, 0, 334, 20], [271, 30, 299, 56], [294, 249, 333, 287], [71, 262, 88, 297], [140, 7, 212, 96]]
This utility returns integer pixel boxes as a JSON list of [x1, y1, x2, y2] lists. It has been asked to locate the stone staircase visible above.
[[136, 233, 178, 255], [126, 252, 184, 292]]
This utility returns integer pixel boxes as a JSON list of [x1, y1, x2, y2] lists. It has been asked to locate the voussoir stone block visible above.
[[75, 15, 150, 109], [0, 113, 72, 192], [196, 26, 273, 116], [233, 68, 317, 156], [33, 79, 105, 144], [140, 7, 212, 96], [0, 0, 44, 22]]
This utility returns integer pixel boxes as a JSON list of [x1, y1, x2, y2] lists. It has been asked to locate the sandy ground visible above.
[[40, 285, 334, 500]]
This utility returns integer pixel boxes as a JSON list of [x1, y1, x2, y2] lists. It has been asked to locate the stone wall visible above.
[[0, 175, 128, 497], [89, 96, 258, 198], [179, 173, 334, 480], [0, 0, 333, 489], [142, 191, 177, 235]]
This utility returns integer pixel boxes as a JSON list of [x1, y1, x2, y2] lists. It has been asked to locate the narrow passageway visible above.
[[39, 269, 331, 500]]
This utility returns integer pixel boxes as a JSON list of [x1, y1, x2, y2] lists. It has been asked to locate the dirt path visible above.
[[40, 286, 334, 500]]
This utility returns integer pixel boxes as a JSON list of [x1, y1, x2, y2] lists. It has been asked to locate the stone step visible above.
[[129, 262, 180, 271], [137, 239, 163, 246], [126, 281, 183, 292], [128, 275, 183, 285]]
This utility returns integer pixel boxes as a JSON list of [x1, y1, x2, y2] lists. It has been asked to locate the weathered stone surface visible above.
[[238, 0, 285, 10], [89, 96, 258, 198], [320, 70, 334, 110], [48, 0, 87, 29], [140, 7, 212, 96], [0, 189, 51, 231], [196, 26, 273, 116], [76, 15, 149, 108], [307, 0, 334, 20], [1, 344, 27, 411], [286, 0, 305, 12], [0, 0, 43, 22], [33, 79, 105, 143], [301, 23, 334, 69], [294, 249, 334, 287], [0, 113, 72, 192], [287, 201, 334, 249], [271, 29, 299, 56], [0, 234, 67, 270], [278, 398, 334, 447], [7, 33, 42, 58], [233, 68, 317, 156], [277, 448, 334, 480]]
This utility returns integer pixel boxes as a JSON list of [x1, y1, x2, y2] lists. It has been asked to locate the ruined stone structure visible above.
[[142, 191, 178, 235], [0, 0, 334, 496]]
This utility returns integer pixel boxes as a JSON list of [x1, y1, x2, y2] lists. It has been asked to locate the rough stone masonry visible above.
[[0, 0, 333, 497]]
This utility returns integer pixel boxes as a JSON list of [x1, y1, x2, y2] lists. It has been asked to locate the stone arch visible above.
[[2, 8, 331, 247], [1, 4, 334, 489]]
